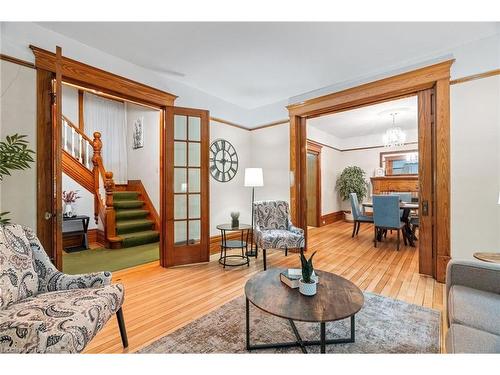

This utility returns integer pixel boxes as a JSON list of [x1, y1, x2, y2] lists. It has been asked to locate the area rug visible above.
[[139, 292, 440, 353]]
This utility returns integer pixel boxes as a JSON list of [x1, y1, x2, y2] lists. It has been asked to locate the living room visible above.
[[1, 2, 499, 373]]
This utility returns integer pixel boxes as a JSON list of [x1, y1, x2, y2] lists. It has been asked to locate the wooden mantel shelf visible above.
[[371, 175, 419, 194]]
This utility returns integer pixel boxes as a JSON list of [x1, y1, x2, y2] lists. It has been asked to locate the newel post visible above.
[[91, 132, 102, 224], [105, 171, 116, 238]]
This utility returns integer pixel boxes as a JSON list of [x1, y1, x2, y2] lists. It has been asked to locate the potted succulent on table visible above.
[[335, 166, 369, 222], [299, 248, 318, 296]]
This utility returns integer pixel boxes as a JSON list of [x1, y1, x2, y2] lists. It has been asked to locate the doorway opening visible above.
[[60, 82, 162, 274], [288, 60, 452, 282], [305, 95, 420, 251]]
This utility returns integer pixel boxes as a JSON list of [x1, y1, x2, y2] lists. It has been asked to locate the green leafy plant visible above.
[[335, 166, 368, 203], [0, 134, 35, 224], [300, 248, 317, 284]]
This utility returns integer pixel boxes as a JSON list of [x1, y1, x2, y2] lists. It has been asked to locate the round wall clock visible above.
[[209, 138, 238, 182]]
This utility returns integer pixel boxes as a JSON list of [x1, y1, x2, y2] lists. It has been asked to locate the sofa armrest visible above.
[[446, 259, 500, 297]]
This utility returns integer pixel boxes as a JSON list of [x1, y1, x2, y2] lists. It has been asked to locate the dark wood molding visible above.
[[306, 140, 322, 227], [0, 53, 36, 69], [287, 60, 454, 117], [78, 89, 84, 131], [251, 119, 289, 131], [320, 211, 344, 226], [210, 117, 249, 131], [450, 69, 500, 85], [289, 60, 453, 281], [36, 68, 55, 262], [30, 45, 177, 107]]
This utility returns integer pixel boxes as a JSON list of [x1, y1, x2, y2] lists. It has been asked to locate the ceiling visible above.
[[37, 22, 499, 109], [307, 96, 418, 139]]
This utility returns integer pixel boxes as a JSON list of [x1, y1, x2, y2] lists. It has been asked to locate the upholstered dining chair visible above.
[[349, 192, 373, 237], [253, 200, 305, 270], [0, 224, 128, 353], [372, 195, 407, 250]]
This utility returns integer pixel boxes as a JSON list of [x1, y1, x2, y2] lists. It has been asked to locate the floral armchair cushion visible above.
[[0, 224, 39, 310], [0, 224, 123, 353], [253, 200, 305, 249]]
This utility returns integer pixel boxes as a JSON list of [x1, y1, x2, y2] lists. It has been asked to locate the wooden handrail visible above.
[[91, 131, 116, 240], [62, 115, 93, 143]]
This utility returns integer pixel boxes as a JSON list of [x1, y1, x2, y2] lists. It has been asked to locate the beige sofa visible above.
[[446, 259, 500, 353]]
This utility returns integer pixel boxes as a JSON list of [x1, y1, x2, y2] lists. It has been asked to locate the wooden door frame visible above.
[[306, 140, 322, 227], [288, 60, 453, 282], [32, 45, 177, 270]]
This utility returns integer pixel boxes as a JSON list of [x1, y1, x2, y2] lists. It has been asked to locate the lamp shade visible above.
[[244, 168, 264, 187]]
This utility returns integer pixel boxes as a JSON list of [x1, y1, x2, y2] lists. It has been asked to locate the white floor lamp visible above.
[[244, 168, 264, 257]]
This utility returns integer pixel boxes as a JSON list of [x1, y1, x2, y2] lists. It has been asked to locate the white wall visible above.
[[450, 75, 500, 260], [210, 121, 252, 236], [0, 60, 37, 229], [250, 123, 290, 203], [62, 173, 98, 231], [125, 103, 161, 211], [62, 84, 78, 125]]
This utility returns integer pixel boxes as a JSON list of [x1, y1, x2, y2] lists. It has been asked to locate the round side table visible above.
[[473, 252, 500, 263], [216, 223, 252, 268]]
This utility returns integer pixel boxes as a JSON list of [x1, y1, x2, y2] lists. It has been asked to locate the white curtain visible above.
[[84, 92, 128, 184]]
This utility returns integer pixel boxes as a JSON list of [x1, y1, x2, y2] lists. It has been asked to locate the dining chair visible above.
[[349, 192, 373, 238], [372, 195, 407, 250], [391, 192, 413, 203]]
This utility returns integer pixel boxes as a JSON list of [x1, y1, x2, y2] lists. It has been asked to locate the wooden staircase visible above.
[[61, 116, 159, 249]]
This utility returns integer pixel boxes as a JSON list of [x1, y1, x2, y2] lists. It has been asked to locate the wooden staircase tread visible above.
[[118, 230, 160, 239]]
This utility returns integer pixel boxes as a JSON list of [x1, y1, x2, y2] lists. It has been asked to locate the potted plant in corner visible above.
[[299, 248, 318, 296], [335, 166, 368, 222]]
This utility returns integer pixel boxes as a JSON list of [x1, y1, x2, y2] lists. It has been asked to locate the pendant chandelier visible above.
[[383, 113, 406, 147]]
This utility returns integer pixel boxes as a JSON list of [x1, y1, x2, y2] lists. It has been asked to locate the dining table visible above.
[[362, 201, 419, 246]]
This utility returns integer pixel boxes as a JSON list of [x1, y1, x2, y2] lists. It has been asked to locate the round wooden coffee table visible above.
[[244, 268, 364, 353]]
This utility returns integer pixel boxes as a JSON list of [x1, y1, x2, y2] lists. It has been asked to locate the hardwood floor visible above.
[[85, 221, 446, 353]]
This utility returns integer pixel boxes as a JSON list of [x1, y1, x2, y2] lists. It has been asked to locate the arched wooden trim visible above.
[[289, 59, 453, 282]]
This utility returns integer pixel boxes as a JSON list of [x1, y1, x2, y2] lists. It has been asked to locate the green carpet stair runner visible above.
[[113, 191, 159, 247]]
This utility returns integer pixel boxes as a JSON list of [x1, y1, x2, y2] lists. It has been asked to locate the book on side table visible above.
[[280, 268, 320, 289], [280, 268, 302, 288]]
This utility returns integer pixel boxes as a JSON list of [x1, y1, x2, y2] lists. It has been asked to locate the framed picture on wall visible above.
[[133, 117, 144, 149]]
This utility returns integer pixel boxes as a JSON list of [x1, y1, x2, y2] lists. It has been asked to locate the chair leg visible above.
[[263, 249, 267, 270], [374, 226, 377, 247], [356, 222, 361, 235], [285, 247, 288, 256], [397, 230, 400, 251], [352, 221, 357, 237], [116, 307, 128, 348]]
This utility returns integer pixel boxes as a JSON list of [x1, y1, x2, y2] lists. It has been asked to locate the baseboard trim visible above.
[[320, 211, 344, 226]]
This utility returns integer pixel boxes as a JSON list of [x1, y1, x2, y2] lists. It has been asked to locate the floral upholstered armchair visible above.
[[253, 200, 305, 270], [0, 224, 128, 353]]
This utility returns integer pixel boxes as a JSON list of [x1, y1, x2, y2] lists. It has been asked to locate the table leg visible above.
[[320, 322, 326, 354], [246, 297, 250, 350]]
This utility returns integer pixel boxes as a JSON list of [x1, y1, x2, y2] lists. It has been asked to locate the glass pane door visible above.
[[165, 107, 209, 266]]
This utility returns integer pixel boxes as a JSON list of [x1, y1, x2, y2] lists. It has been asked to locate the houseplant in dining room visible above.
[[299, 248, 318, 296], [0, 134, 35, 224], [335, 166, 369, 222]]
